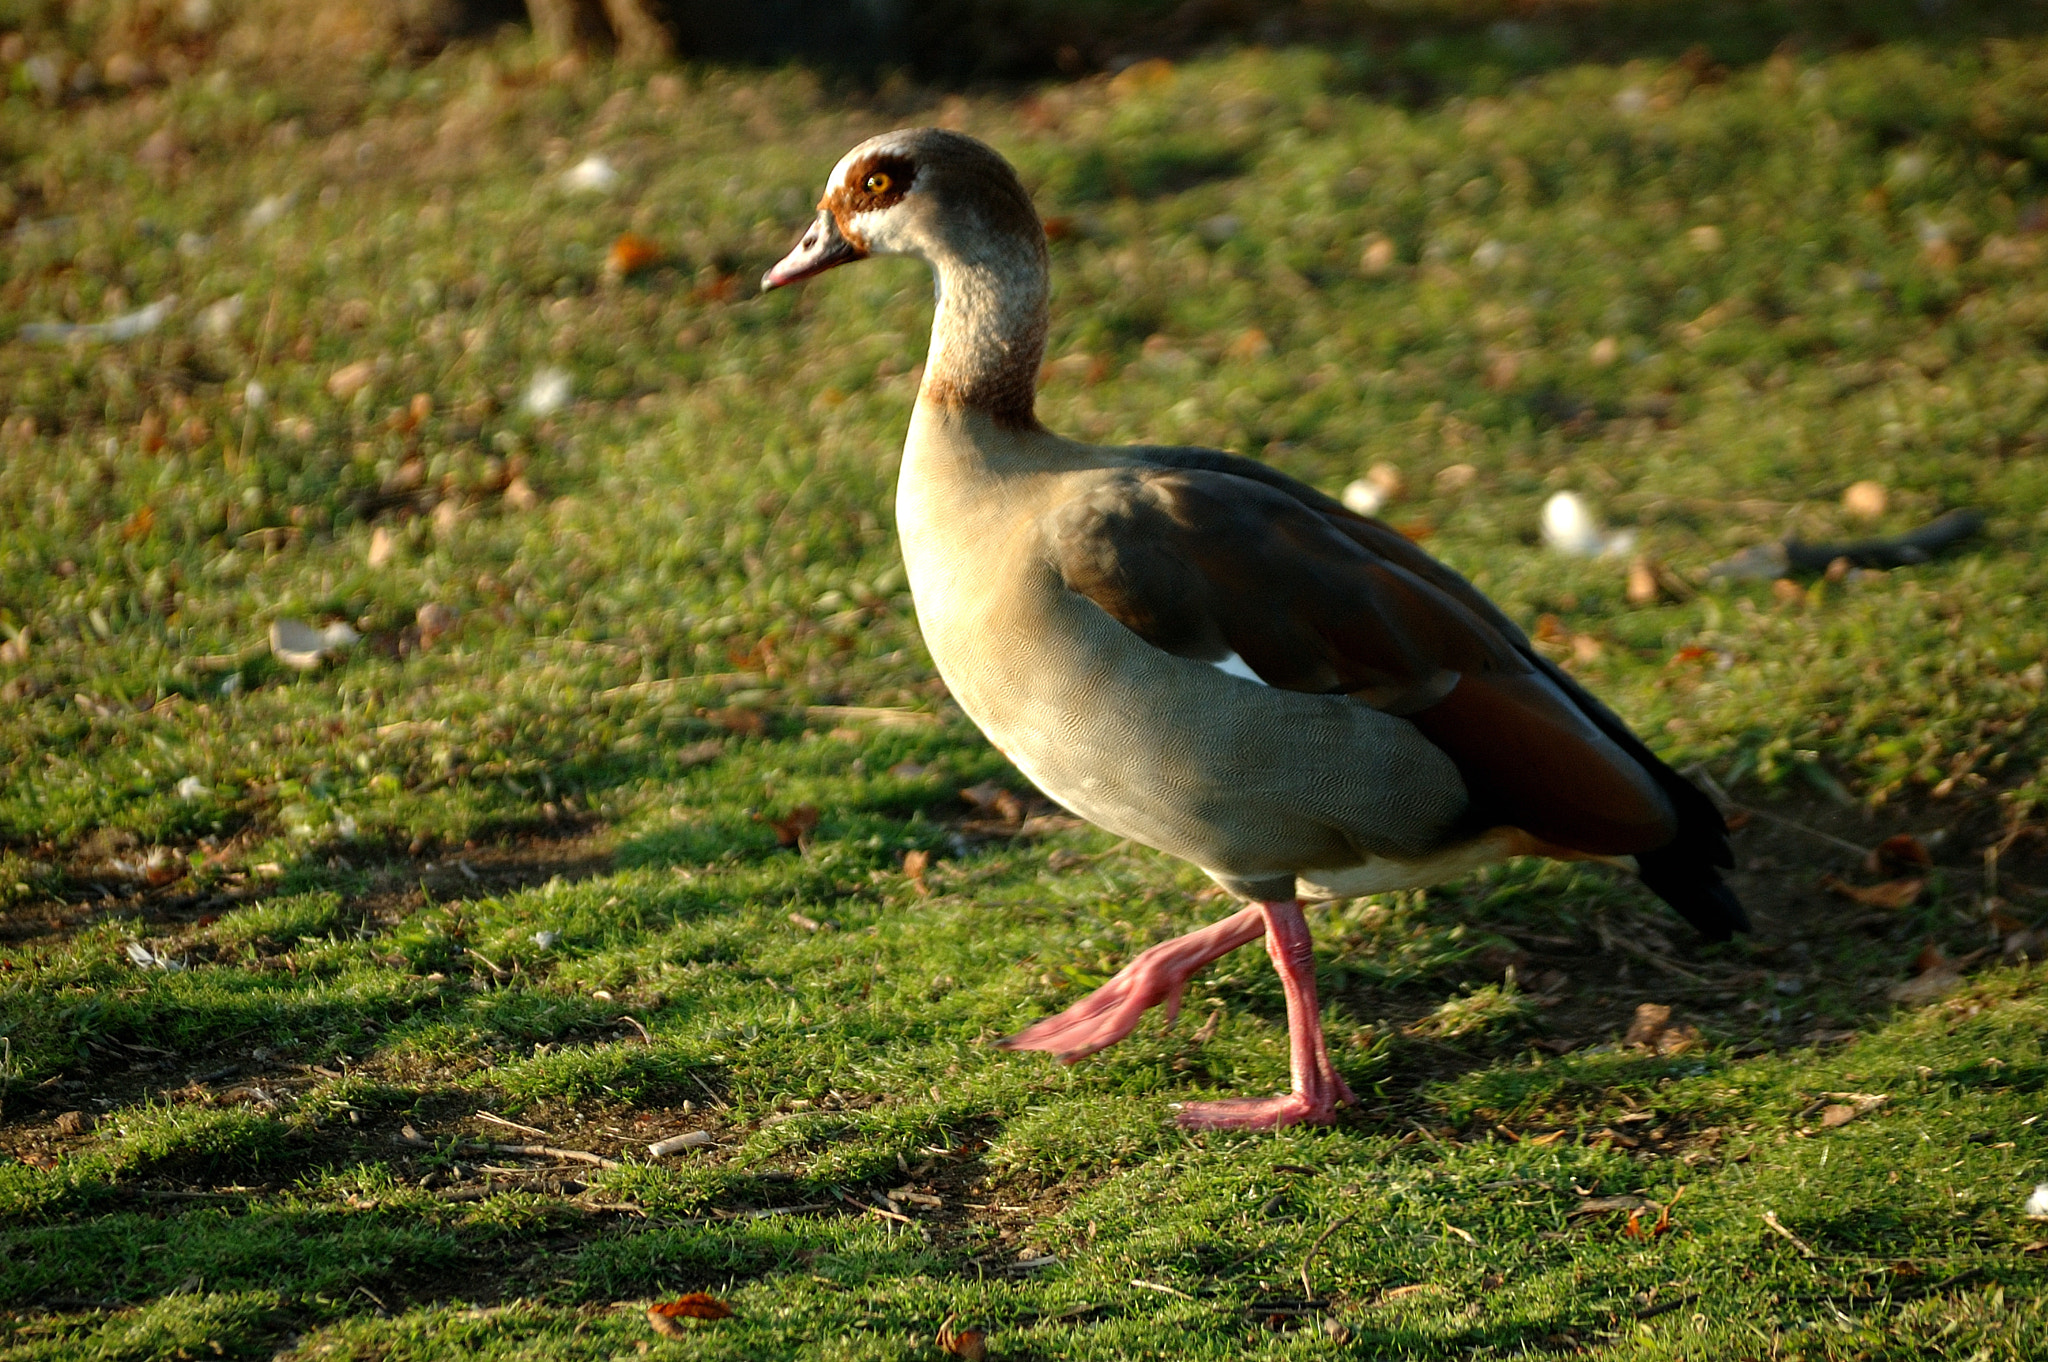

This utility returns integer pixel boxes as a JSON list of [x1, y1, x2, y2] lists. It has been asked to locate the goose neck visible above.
[[919, 238, 1047, 429]]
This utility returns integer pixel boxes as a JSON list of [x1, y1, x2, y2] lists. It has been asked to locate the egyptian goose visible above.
[[764, 129, 1744, 1130]]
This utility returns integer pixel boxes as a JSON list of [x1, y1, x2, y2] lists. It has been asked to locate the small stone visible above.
[[1842, 480, 1888, 520], [1434, 463, 1478, 493], [327, 360, 376, 401], [54, 1110, 94, 1136], [416, 601, 458, 645]]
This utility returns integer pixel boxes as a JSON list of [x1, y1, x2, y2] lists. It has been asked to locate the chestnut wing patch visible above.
[[1044, 464, 1682, 856]]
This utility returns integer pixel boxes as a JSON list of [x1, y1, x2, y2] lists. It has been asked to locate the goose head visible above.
[[761, 127, 1045, 291], [764, 128, 1050, 425]]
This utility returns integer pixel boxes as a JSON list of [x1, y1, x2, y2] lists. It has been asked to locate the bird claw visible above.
[[1174, 1092, 1342, 1131]]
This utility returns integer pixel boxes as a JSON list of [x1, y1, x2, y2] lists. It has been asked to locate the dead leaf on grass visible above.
[[502, 475, 542, 512], [936, 1314, 988, 1360], [960, 782, 1025, 825], [1867, 833, 1933, 876], [903, 847, 931, 896], [647, 1294, 732, 1335], [1818, 1093, 1887, 1128], [415, 602, 458, 647], [1379, 1283, 1443, 1302], [675, 738, 724, 768], [1622, 1185, 1684, 1239], [1624, 1002, 1699, 1055], [1889, 943, 1965, 1003], [605, 231, 663, 280], [1570, 1195, 1650, 1218], [1821, 874, 1925, 909], [327, 359, 377, 400], [706, 706, 766, 736], [758, 804, 819, 848]]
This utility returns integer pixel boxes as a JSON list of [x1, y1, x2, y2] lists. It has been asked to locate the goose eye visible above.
[[862, 171, 892, 194]]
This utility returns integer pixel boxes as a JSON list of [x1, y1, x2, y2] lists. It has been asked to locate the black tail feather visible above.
[[1636, 849, 1749, 942], [1524, 653, 1748, 941]]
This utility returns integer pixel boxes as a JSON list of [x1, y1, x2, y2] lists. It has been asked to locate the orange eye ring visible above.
[[863, 171, 892, 194]]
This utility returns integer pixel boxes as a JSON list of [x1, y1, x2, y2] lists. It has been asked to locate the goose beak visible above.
[[762, 210, 864, 291]]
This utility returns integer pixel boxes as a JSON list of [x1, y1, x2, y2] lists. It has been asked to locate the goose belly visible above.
[[913, 578, 1471, 884]]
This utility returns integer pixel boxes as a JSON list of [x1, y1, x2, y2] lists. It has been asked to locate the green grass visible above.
[[4, 7, 2048, 1358]]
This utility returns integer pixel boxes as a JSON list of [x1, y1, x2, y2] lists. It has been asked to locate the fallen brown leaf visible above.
[[960, 783, 1025, 824], [1571, 1195, 1650, 1218], [416, 601, 458, 647], [606, 231, 663, 279], [1624, 1002, 1699, 1055], [1624, 1002, 1672, 1047], [1626, 555, 1661, 607], [1817, 1093, 1887, 1129], [1820, 874, 1925, 910], [688, 272, 742, 304], [1867, 833, 1933, 876], [675, 738, 724, 768], [706, 707, 766, 736], [759, 804, 819, 848], [1380, 1283, 1442, 1301], [1889, 944, 1963, 1003], [903, 847, 931, 896], [936, 1314, 988, 1360], [648, 1294, 732, 1336], [502, 475, 541, 512], [327, 359, 377, 400], [1623, 1185, 1684, 1239]]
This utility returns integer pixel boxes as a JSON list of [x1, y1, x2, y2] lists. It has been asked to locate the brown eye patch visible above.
[[839, 153, 915, 214]]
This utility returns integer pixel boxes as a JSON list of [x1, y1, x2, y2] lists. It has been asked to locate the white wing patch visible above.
[[1211, 651, 1267, 686]]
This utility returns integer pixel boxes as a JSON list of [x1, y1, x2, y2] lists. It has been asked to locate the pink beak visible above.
[[761, 210, 864, 291]]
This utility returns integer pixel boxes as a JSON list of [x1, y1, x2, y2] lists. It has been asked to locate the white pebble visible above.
[[1541, 491, 1605, 557], [1340, 479, 1386, 517], [563, 155, 620, 194], [2027, 1184, 2048, 1218], [523, 367, 573, 415]]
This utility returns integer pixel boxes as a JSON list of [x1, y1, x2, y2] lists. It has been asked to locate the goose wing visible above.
[[1043, 446, 1743, 937]]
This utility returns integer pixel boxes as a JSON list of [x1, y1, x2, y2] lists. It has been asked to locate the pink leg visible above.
[[1175, 900, 1356, 1131], [998, 905, 1265, 1061]]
